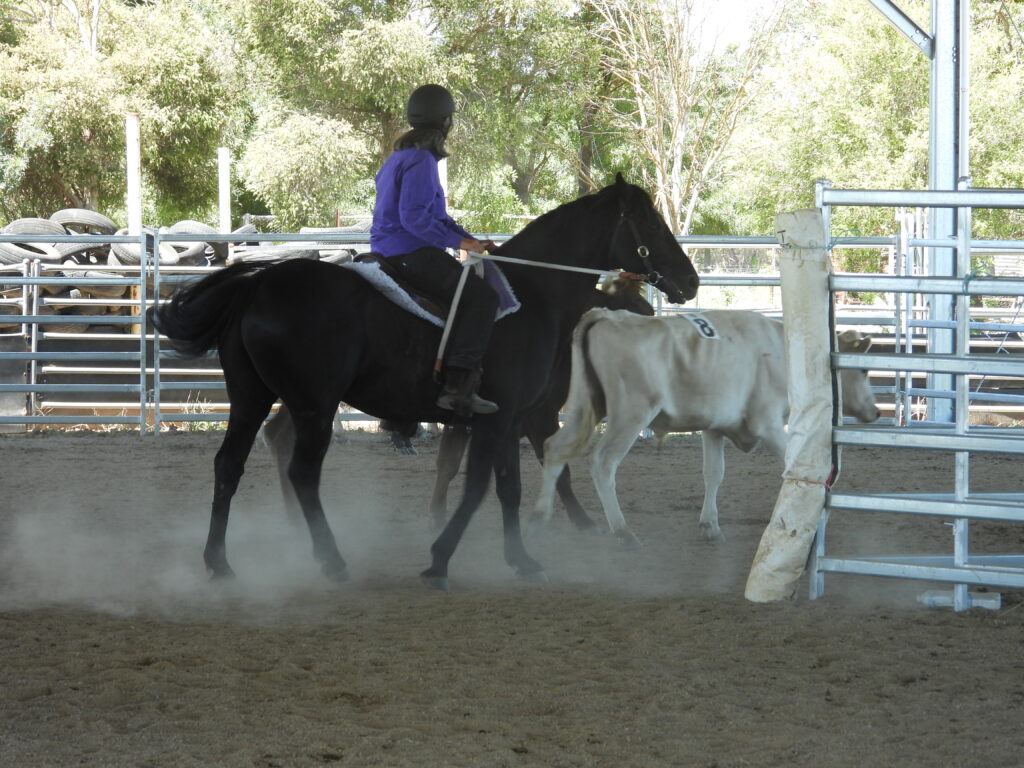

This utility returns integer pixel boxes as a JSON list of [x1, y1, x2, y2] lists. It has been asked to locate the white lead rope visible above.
[[434, 255, 475, 376], [433, 250, 627, 377]]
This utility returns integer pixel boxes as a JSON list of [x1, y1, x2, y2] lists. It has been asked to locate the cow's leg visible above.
[[428, 424, 470, 529], [524, 416, 597, 532], [589, 409, 654, 547], [699, 430, 727, 542], [530, 411, 594, 529], [263, 405, 303, 524], [287, 407, 349, 582]]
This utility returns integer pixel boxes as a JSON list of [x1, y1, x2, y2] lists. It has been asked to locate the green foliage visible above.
[[239, 108, 370, 230], [720, 0, 1024, 247], [1, 0, 1022, 246], [0, 1, 243, 223]]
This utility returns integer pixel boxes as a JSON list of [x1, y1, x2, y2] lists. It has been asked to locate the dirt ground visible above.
[[1, 427, 1022, 768]]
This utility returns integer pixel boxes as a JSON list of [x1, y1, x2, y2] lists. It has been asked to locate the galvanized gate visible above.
[[810, 181, 1024, 610]]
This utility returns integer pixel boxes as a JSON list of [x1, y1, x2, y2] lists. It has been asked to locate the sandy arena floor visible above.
[[1, 428, 1022, 767]]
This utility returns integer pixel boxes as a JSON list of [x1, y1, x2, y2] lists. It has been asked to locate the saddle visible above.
[[354, 252, 448, 322]]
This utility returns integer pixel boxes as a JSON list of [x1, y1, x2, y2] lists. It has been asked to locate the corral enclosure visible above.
[[1, 428, 1022, 767]]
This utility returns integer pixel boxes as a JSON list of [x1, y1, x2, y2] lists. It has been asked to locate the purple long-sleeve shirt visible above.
[[370, 148, 472, 257]]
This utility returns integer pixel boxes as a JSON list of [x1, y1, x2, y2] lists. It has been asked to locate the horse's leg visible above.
[[523, 414, 597, 532], [492, 425, 546, 581], [699, 430, 727, 542], [263, 405, 303, 524], [428, 424, 469, 529], [205, 395, 276, 579], [422, 426, 542, 590], [287, 407, 349, 582], [590, 409, 656, 547]]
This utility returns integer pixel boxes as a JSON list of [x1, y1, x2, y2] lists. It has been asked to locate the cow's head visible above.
[[837, 330, 881, 423]]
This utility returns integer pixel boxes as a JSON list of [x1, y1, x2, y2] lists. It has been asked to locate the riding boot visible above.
[[436, 367, 499, 418]]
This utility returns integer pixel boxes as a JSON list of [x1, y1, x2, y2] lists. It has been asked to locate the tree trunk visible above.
[[511, 169, 532, 207]]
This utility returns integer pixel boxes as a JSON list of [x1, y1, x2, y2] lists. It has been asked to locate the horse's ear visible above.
[[612, 172, 630, 214]]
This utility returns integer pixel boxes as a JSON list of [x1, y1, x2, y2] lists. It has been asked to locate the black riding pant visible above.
[[388, 247, 498, 371]]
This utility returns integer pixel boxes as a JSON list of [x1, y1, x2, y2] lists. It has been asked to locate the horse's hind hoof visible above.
[[206, 563, 236, 580], [322, 563, 350, 583], [420, 573, 450, 592]]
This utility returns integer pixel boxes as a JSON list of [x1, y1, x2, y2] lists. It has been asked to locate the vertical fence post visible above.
[[218, 147, 232, 264], [746, 208, 834, 602]]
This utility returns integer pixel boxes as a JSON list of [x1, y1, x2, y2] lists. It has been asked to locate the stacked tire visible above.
[[0, 209, 243, 333]]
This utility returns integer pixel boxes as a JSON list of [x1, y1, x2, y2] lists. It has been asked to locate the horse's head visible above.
[[604, 173, 699, 305]]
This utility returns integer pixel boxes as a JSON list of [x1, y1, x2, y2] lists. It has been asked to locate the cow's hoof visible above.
[[420, 570, 450, 592], [574, 520, 603, 536], [700, 525, 726, 544], [525, 516, 551, 538], [614, 528, 643, 549]]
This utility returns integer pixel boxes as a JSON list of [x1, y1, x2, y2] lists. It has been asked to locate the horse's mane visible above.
[[499, 184, 617, 253]]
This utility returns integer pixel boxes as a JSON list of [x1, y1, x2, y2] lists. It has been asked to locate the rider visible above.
[[370, 84, 499, 418]]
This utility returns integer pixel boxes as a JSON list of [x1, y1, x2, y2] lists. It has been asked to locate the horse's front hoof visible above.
[[420, 571, 450, 592], [393, 442, 418, 455]]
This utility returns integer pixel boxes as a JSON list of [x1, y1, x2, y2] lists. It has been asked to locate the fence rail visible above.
[[2, 227, 1024, 433]]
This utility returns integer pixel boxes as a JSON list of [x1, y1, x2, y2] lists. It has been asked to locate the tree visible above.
[[590, 0, 787, 234], [723, 0, 1024, 244], [429, 0, 603, 212], [0, 1, 244, 223], [239, 108, 370, 230]]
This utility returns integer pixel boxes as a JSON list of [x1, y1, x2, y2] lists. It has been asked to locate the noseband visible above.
[[615, 210, 687, 300]]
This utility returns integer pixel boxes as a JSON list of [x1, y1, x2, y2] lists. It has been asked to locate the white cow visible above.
[[532, 308, 880, 545]]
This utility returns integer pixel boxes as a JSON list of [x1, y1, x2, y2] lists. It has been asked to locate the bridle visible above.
[[614, 207, 688, 301]]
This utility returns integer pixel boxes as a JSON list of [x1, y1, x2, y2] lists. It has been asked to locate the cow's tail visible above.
[[147, 261, 269, 357], [544, 310, 607, 465]]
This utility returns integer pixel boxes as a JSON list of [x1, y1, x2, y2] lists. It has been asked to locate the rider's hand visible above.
[[459, 237, 496, 254]]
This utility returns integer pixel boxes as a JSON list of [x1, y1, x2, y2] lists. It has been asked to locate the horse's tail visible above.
[[147, 261, 269, 357], [543, 309, 607, 465]]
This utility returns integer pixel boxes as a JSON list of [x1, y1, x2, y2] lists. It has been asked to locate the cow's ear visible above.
[[615, 171, 627, 188], [838, 329, 873, 353]]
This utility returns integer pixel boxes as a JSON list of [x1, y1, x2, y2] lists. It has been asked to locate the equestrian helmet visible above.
[[406, 84, 456, 128]]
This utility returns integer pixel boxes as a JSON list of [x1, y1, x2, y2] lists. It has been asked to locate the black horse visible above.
[[150, 174, 698, 590]]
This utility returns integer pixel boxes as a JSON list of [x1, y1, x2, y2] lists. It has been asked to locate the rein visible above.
[[433, 204, 674, 372]]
